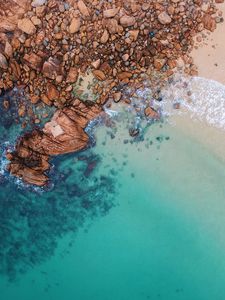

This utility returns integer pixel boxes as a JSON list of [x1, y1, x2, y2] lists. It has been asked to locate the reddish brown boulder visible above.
[[42, 57, 61, 79], [92, 70, 106, 81], [7, 99, 102, 186], [9, 59, 21, 79], [120, 15, 136, 27], [46, 83, 59, 101], [17, 18, 36, 35], [77, 0, 90, 17], [0, 53, 8, 69], [103, 8, 118, 18], [154, 58, 166, 70], [202, 14, 216, 32], [66, 67, 78, 83], [23, 53, 43, 71]]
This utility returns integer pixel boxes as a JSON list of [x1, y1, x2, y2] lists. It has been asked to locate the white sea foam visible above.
[[104, 108, 118, 117], [161, 76, 225, 130], [103, 75, 225, 137]]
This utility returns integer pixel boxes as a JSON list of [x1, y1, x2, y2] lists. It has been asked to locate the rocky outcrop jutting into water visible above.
[[6, 99, 102, 186]]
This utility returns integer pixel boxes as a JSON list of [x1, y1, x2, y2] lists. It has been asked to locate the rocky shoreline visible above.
[[0, 0, 224, 186], [6, 99, 102, 186]]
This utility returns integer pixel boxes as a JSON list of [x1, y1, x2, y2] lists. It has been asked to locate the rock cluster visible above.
[[0, 0, 29, 32], [0, 0, 223, 106]]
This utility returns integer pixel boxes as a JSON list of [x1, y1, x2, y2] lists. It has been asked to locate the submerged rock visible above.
[[7, 99, 103, 186], [129, 128, 140, 137]]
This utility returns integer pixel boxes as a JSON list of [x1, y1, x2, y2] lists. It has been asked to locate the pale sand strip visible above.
[[192, 3, 225, 85], [170, 3, 225, 161]]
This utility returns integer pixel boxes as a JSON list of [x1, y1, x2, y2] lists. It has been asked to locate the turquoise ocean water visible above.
[[1, 88, 225, 299]]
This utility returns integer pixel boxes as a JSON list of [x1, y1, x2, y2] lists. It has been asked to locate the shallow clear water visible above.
[[1, 90, 225, 299]]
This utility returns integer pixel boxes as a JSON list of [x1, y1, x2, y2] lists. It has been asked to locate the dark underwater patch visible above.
[[0, 149, 117, 281]]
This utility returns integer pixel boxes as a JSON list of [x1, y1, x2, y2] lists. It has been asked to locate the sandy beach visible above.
[[192, 2, 225, 84], [168, 2, 225, 163]]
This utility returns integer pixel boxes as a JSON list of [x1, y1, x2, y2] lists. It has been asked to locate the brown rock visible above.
[[120, 15, 136, 27], [78, 0, 90, 17], [100, 62, 112, 75], [158, 12, 172, 25], [30, 95, 39, 104], [93, 70, 106, 81], [66, 67, 78, 83], [17, 18, 36, 35], [173, 102, 181, 109], [0, 0, 29, 32], [42, 57, 61, 79], [10, 59, 21, 79], [113, 92, 122, 103], [69, 18, 81, 34], [35, 6, 47, 17], [117, 72, 133, 80], [154, 58, 166, 70], [8, 160, 49, 186], [103, 8, 118, 18], [129, 30, 139, 41], [47, 83, 59, 101], [56, 75, 63, 83], [91, 59, 101, 69], [41, 94, 52, 106], [36, 31, 45, 43], [106, 19, 120, 34], [3, 100, 9, 110], [31, 0, 47, 7], [202, 14, 216, 32], [144, 107, 160, 119], [100, 30, 109, 44], [4, 42, 13, 58], [23, 53, 43, 71], [0, 53, 8, 69], [122, 54, 129, 61], [18, 105, 26, 117], [31, 16, 42, 26]]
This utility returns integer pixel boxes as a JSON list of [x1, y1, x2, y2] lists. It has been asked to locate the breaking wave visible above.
[[161, 75, 225, 130]]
